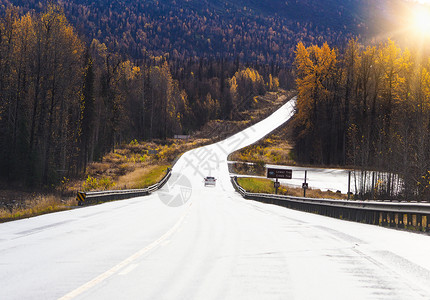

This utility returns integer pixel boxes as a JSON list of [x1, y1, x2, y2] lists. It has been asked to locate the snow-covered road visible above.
[[1, 98, 430, 299]]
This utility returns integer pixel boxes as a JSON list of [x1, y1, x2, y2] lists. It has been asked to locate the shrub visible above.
[[83, 176, 115, 191], [129, 139, 139, 146]]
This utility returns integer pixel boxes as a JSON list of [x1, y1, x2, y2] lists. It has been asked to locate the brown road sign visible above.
[[267, 168, 292, 179]]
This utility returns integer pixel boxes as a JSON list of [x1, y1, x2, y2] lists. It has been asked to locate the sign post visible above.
[[303, 170, 308, 197], [267, 168, 292, 195], [348, 171, 351, 200], [274, 179, 280, 194]]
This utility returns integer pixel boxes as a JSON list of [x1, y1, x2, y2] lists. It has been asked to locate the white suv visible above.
[[204, 176, 217, 187]]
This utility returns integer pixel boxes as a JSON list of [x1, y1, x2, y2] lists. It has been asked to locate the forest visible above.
[[2, 0, 425, 198], [0, 0, 362, 64], [294, 39, 430, 200], [0, 4, 281, 188]]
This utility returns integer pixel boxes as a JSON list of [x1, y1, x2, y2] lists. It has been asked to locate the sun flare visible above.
[[411, 7, 430, 36]]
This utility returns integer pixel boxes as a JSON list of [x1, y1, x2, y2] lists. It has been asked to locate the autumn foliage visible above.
[[294, 39, 430, 200], [0, 0, 360, 65], [0, 4, 279, 188]]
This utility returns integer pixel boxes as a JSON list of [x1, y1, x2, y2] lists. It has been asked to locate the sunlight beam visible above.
[[412, 8, 430, 37]]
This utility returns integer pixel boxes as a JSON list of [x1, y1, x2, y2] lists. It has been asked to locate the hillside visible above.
[[1, 0, 427, 190], [0, 0, 376, 64]]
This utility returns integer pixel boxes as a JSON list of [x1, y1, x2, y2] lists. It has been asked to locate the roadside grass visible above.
[[0, 195, 75, 223], [0, 139, 201, 222], [237, 177, 276, 194], [229, 129, 295, 167], [0, 140, 202, 223], [237, 177, 347, 199], [0, 164, 170, 222], [116, 165, 170, 189], [73, 139, 210, 193]]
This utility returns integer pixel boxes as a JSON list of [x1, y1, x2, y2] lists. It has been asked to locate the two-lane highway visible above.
[[1, 98, 430, 299]]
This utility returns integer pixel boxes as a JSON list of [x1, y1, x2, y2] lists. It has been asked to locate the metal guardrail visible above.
[[231, 176, 430, 231], [76, 168, 172, 206]]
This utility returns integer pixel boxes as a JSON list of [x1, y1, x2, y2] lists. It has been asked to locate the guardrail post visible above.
[[380, 212, 389, 227], [372, 211, 378, 225], [423, 215, 428, 232], [404, 213, 410, 228], [417, 214, 423, 231], [356, 209, 360, 222], [364, 211, 369, 224], [394, 213, 399, 228], [347, 171, 351, 200], [363, 211, 368, 224], [387, 212, 393, 227]]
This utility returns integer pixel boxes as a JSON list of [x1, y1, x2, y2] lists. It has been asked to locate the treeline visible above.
[[0, 0, 359, 65], [294, 39, 430, 200], [0, 4, 279, 187]]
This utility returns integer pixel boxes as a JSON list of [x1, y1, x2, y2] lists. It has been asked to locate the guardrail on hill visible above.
[[76, 168, 172, 206], [231, 176, 430, 232]]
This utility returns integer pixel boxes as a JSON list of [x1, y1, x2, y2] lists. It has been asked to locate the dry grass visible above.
[[229, 127, 295, 166], [280, 186, 347, 199], [76, 138, 209, 193], [116, 165, 170, 189], [0, 194, 75, 223], [237, 177, 347, 199], [237, 177, 276, 194]]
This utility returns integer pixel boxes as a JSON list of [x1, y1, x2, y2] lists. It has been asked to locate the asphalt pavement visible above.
[[1, 98, 430, 299]]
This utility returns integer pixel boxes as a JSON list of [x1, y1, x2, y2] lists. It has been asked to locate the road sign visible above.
[[302, 183, 309, 189], [149, 149, 158, 155], [267, 168, 292, 179], [76, 191, 86, 206], [174, 135, 190, 140], [274, 181, 281, 188]]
